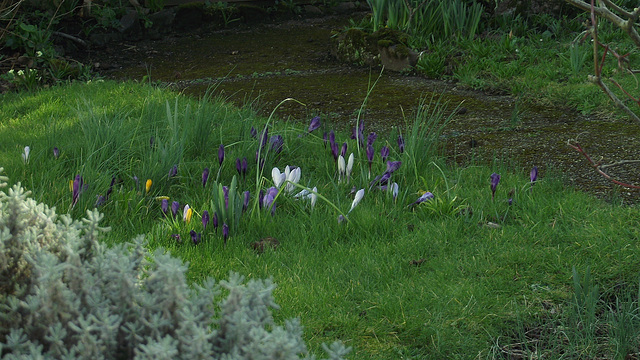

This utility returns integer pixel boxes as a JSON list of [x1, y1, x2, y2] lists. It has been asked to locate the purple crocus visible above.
[[241, 157, 248, 178], [366, 144, 375, 173], [329, 130, 335, 146], [410, 192, 434, 207], [202, 210, 210, 230], [398, 135, 405, 153], [250, 126, 258, 139], [308, 116, 321, 133], [161, 199, 169, 215], [53, 147, 59, 159], [222, 223, 229, 246], [352, 121, 365, 145], [218, 144, 225, 165], [202, 168, 210, 188], [171, 234, 181, 243], [190, 230, 201, 245], [341, 142, 347, 157], [386, 161, 402, 174], [380, 146, 389, 163], [490, 173, 501, 199], [236, 158, 242, 176], [263, 186, 279, 213], [260, 128, 269, 149], [223, 186, 229, 208], [270, 135, 284, 154], [169, 164, 178, 178], [530, 166, 538, 185], [72, 175, 83, 206], [95, 195, 106, 207], [243, 191, 250, 212], [258, 189, 265, 210], [171, 201, 180, 218], [330, 142, 339, 161], [367, 132, 377, 147]]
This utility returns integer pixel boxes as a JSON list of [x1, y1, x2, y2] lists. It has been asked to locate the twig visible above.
[[567, 139, 640, 189], [52, 31, 88, 48]]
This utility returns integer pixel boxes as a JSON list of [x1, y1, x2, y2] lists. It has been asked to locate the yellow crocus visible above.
[[145, 179, 152, 194]]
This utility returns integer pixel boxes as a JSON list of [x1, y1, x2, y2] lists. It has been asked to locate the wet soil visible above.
[[87, 14, 640, 204]]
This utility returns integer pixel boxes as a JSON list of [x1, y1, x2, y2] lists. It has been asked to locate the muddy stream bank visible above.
[[91, 14, 640, 204]]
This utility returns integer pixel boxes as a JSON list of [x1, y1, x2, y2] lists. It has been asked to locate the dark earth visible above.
[[77, 13, 640, 204]]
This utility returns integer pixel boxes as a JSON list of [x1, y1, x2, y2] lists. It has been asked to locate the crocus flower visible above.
[[366, 145, 374, 173], [352, 121, 365, 145], [223, 186, 229, 208], [263, 186, 279, 212], [22, 146, 29, 164], [338, 214, 346, 224], [260, 128, 269, 149], [222, 223, 229, 245], [190, 230, 201, 245], [380, 146, 389, 163], [171, 201, 180, 218], [202, 168, 210, 188], [236, 158, 242, 176], [346, 153, 354, 181], [330, 142, 339, 161], [337, 155, 346, 181], [341, 142, 347, 157], [161, 199, 169, 215], [329, 130, 335, 146], [218, 144, 225, 165], [367, 132, 377, 147], [168, 164, 178, 178], [270, 135, 284, 154], [202, 210, 210, 230], [308, 116, 321, 133], [284, 166, 301, 193], [386, 161, 402, 174], [250, 126, 258, 138], [183, 204, 192, 223], [72, 175, 83, 206], [258, 189, 265, 210], [213, 212, 219, 231], [410, 191, 434, 207], [145, 179, 152, 194], [272, 167, 286, 189], [310, 187, 318, 208], [243, 191, 250, 212], [389, 182, 399, 201], [490, 173, 500, 199], [95, 195, 106, 207], [53, 147, 59, 159], [530, 166, 538, 185], [348, 188, 365, 213], [171, 234, 181, 242], [241, 157, 248, 178]]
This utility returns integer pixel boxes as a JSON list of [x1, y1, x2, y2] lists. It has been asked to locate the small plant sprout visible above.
[[145, 179, 152, 194], [348, 188, 365, 214], [490, 173, 501, 200], [22, 146, 30, 164]]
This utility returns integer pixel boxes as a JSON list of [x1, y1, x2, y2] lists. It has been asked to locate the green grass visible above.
[[1, 81, 640, 358]]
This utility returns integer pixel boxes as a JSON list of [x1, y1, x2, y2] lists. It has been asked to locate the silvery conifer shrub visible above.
[[0, 168, 350, 359]]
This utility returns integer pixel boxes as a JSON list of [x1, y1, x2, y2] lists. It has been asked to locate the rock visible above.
[[379, 44, 418, 72], [333, 2, 356, 13], [304, 5, 323, 17], [119, 9, 140, 35]]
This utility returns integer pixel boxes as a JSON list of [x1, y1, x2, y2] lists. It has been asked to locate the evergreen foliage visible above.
[[0, 168, 350, 359]]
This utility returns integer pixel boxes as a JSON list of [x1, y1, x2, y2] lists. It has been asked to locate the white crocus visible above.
[[390, 182, 399, 201], [337, 155, 346, 181], [285, 166, 301, 193], [272, 167, 286, 189], [346, 153, 354, 181], [22, 146, 30, 164], [183, 204, 190, 222], [310, 186, 318, 208], [348, 188, 365, 213]]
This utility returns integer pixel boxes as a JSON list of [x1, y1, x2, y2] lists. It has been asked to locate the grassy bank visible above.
[[1, 80, 639, 358]]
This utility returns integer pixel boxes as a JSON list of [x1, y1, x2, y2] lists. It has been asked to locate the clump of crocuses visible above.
[[490, 173, 500, 200]]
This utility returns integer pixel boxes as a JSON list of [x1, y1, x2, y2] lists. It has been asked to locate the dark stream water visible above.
[[102, 14, 640, 202]]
